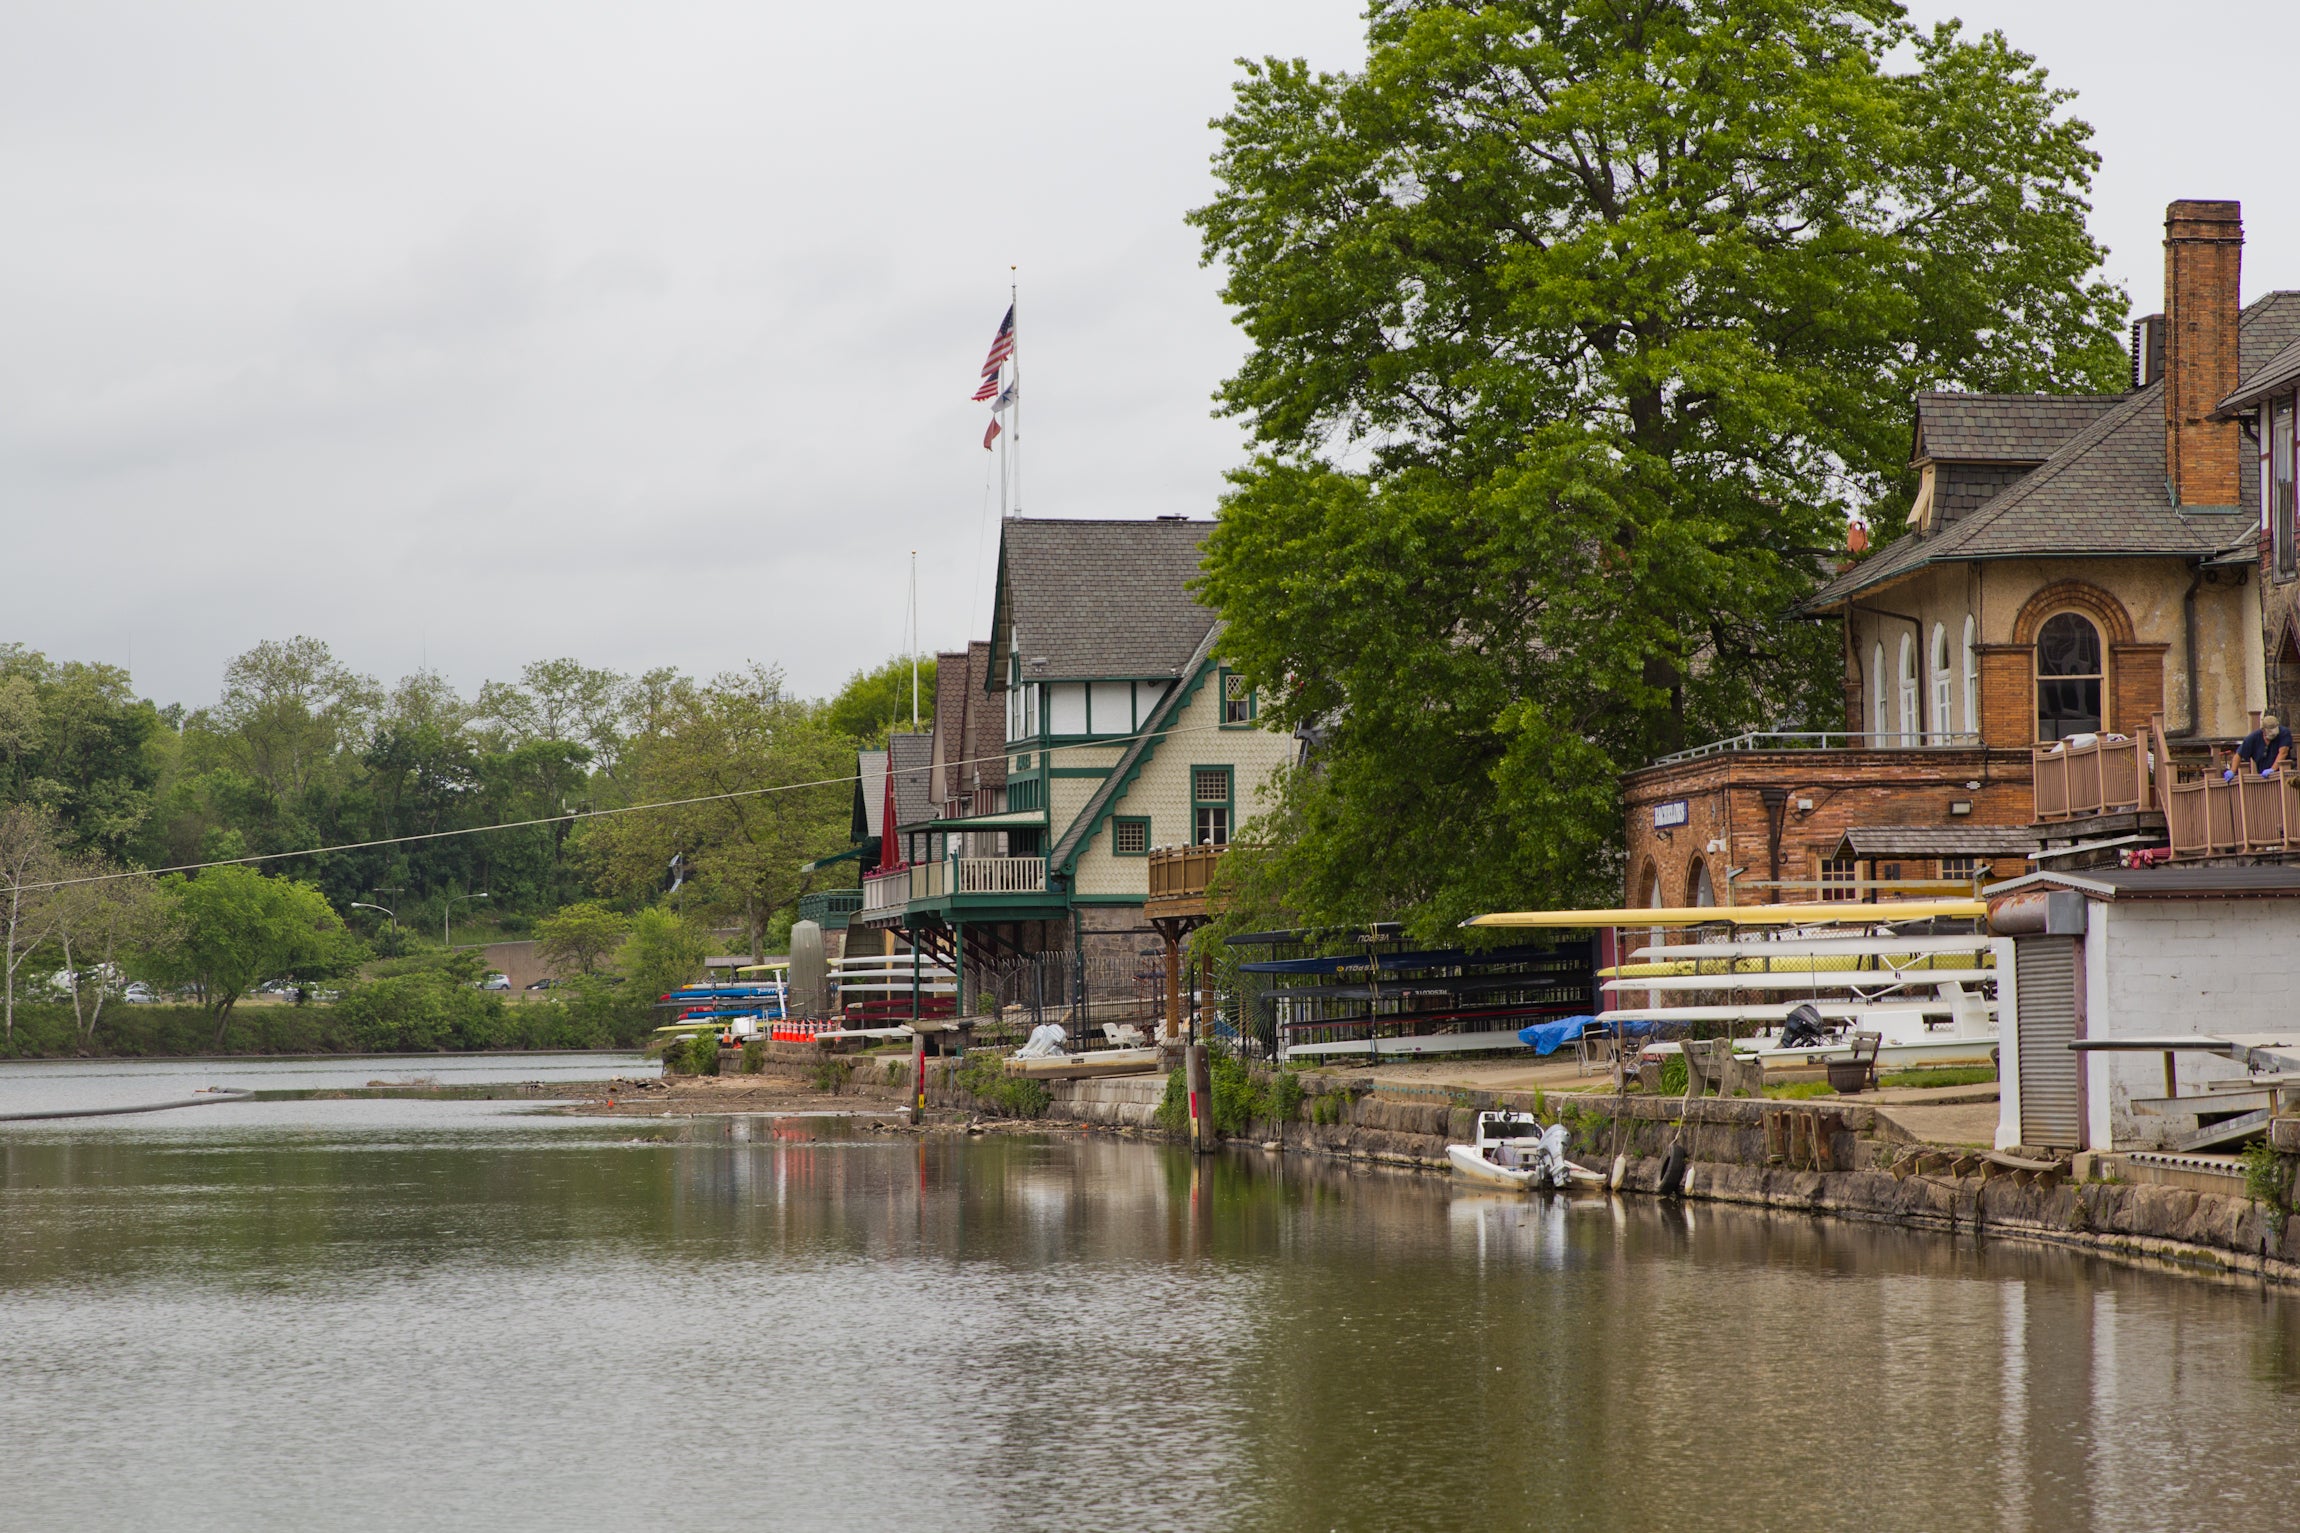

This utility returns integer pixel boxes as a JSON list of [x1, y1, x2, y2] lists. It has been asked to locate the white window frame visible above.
[[1961, 615, 1980, 736], [1871, 641, 1888, 743], [1929, 624, 1952, 744], [1896, 633, 1920, 747]]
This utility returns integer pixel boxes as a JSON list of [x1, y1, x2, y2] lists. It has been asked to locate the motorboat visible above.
[[1446, 1110, 1605, 1190]]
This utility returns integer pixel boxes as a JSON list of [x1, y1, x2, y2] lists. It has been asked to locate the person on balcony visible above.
[[2230, 714, 2295, 780]]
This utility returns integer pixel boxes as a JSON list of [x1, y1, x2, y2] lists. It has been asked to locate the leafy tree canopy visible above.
[[140, 865, 363, 1045], [573, 667, 853, 957], [1189, 0, 2128, 934], [824, 654, 937, 745], [533, 900, 629, 976], [0, 645, 161, 859]]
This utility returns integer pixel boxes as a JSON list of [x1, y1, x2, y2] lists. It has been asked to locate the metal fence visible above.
[[971, 947, 1172, 1052]]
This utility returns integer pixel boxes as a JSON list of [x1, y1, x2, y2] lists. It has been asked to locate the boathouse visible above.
[[1623, 199, 2300, 905]]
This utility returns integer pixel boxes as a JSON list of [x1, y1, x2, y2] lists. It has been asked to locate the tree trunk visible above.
[[210, 996, 237, 1051]]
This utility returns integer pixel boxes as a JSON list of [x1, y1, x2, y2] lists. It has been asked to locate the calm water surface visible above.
[[4, 1057, 2298, 1532]]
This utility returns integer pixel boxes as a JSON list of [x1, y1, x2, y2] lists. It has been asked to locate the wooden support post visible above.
[[1185, 1043, 1213, 1153], [1163, 928, 1182, 1043], [912, 1026, 928, 1119], [2163, 1051, 2178, 1100]]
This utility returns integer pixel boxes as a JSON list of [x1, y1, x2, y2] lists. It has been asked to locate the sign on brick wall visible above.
[[1653, 799, 1689, 829]]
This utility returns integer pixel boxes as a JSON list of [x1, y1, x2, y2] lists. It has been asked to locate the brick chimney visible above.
[[2163, 199, 2243, 506]]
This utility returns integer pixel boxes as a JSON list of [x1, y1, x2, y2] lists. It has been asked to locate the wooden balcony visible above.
[[2164, 768, 2300, 858], [2033, 733, 2152, 822], [862, 867, 911, 916], [1146, 845, 1225, 926]]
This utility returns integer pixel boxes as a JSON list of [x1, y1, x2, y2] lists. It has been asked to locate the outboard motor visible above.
[[1780, 1003, 1830, 1050]]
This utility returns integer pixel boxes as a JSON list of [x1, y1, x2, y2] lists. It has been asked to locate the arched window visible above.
[[1929, 624, 1951, 743], [1961, 615, 1980, 736], [2036, 612, 2104, 740], [1896, 633, 1920, 746], [1871, 642, 1888, 742], [1688, 860, 1715, 907]]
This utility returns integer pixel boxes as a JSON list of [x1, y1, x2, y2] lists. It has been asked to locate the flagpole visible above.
[[909, 551, 920, 730], [1009, 274, 1021, 517]]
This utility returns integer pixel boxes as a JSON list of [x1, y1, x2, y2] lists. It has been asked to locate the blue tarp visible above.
[[1515, 1016, 1689, 1054]]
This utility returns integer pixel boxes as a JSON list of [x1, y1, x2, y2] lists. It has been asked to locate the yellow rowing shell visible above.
[[1599, 952, 1994, 979]]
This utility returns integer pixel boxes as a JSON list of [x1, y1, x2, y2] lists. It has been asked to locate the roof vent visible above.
[[2131, 313, 2164, 388], [1156, 514, 1190, 521]]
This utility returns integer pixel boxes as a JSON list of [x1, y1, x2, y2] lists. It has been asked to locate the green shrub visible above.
[[687, 1032, 721, 1076], [954, 1050, 1051, 1119], [2243, 1142, 2291, 1234], [741, 1039, 765, 1074], [1658, 1055, 1688, 1096], [333, 970, 508, 1052], [809, 1055, 852, 1093], [1156, 1068, 1188, 1132], [1263, 1069, 1305, 1124]]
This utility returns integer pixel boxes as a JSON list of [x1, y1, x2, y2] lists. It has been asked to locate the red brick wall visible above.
[[2111, 642, 2170, 737], [1622, 748, 2033, 908], [2164, 200, 2243, 509]]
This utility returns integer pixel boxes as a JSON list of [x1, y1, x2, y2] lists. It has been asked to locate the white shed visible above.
[[1989, 866, 2300, 1155]]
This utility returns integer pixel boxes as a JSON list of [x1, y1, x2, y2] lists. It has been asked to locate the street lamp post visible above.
[[446, 892, 490, 951], [349, 901, 398, 942]]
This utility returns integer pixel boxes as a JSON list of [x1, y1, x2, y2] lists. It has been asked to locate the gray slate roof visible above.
[[887, 731, 935, 832], [1986, 865, 2300, 900], [1833, 826, 2041, 858], [1910, 393, 2121, 466], [988, 518, 1217, 686], [2220, 331, 2300, 416], [1809, 292, 2300, 611]]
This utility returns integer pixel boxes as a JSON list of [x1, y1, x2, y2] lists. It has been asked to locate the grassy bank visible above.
[[0, 994, 653, 1060]]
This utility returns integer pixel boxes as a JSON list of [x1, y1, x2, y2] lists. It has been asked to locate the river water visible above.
[[4, 1058, 2299, 1532]]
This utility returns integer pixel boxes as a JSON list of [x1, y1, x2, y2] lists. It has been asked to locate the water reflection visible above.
[[3, 1116, 2298, 1532]]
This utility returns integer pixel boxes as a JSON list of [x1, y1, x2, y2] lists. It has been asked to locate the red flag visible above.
[[983, 416, 1002, 450]]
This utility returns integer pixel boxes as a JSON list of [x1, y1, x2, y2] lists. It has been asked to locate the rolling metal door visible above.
[[2015, 936, 2081, 1148]]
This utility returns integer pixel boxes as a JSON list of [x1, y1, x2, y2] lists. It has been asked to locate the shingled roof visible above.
[[987, 518, 1217, 686], [1910, 393, 2121, 466], [887, 731, 935, 832], [1810, 292, 2300, 611]]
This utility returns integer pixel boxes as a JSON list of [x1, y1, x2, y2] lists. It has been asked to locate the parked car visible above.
[[122, 982, 157, 1005], [479, 972, 512, 992], [525, 978, 562, 992]]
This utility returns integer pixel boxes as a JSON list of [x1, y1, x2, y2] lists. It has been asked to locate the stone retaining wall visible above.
[[724, 1050, 2300, 1287]]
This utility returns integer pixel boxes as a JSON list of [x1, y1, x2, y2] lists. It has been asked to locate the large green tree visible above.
[[823, 654, 937, 745], [575, 667, 853, 957], [1189, 0, 2129, 933], [141, 865, 363, 1046]]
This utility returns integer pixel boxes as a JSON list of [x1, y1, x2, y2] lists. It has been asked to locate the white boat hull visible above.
[[1446, 1143, 1605, 1190]]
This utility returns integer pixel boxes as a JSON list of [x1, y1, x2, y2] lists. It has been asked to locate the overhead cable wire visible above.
[[13, 718, 1256, 893]]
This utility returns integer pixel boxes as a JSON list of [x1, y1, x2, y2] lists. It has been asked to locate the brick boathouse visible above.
[[1623, 200, 2295, 904]]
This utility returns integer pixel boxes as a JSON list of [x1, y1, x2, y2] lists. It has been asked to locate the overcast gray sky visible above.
[[4, 2, 2295, 709]]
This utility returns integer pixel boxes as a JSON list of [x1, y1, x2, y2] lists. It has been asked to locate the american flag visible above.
[[971, 304, 1015, 397]]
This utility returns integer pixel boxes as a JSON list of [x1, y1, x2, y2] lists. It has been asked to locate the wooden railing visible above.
[[862, 867, 911, 914], [913, 856, 1047, 898], [2148, 712, 2298, 859], [2032, 732, 2151, 822], [1149, 845, 1225, 900]]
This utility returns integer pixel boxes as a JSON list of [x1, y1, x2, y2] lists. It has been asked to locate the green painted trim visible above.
[[1069, 895, 1148, 907], [1048, 767, 1114, 779], [1189, 763, 1236, 806], [1055, 648, 1223, 876], [1110, 816, 1151, 857]]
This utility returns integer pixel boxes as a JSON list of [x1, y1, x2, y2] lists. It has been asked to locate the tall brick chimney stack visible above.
[[2163, 199, 2243, 507]]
